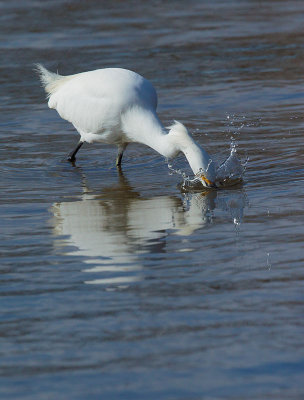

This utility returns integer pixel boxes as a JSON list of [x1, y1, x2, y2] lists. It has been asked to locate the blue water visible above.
[[1, 1, 304, 399]]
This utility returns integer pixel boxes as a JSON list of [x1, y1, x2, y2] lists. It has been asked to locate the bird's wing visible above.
[[48, 78, 118, 134]]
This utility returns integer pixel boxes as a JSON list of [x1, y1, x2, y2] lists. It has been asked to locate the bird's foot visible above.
[[66, 141, 84, 163], [67, 155, 76, 163]]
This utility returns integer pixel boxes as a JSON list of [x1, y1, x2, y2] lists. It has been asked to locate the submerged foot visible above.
[[67, 154, 76, 163], [66, 141, 84, 163]]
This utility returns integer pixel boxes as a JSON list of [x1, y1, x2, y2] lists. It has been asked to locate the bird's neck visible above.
[[182, 139, 214, 176], [122, 108, 177, 158], [121, 108, 214, 176]]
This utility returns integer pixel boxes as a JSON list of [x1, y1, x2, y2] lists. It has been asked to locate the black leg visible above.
[[116, 144, 127, 167], [67, 141, 84, 162], [116, 151, 123, 167]]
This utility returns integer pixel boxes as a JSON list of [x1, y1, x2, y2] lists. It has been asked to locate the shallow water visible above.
[[1, 1, 304, 399]]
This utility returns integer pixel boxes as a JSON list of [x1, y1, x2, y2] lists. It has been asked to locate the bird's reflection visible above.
[[51, 170, 246, 287]]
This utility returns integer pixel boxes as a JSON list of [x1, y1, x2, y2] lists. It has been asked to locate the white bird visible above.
[[36, 64, 216, 187]]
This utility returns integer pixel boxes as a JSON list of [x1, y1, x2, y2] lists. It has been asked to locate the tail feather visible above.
[[35, 63, 65, 97]]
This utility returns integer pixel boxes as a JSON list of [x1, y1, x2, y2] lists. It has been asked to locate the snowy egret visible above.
[[36, 64, 216, 188]]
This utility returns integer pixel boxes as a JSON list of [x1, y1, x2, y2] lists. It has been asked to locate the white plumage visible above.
[[36, 64, 216, 187]]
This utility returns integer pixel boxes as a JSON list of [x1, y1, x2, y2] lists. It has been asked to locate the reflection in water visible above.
[[51, 172, 246, 286]]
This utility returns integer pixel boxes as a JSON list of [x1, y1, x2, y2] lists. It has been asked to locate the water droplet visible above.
[[266, 252, 272, 270]]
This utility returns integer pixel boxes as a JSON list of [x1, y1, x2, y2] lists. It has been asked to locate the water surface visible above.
[[1, 1, 304, 399]]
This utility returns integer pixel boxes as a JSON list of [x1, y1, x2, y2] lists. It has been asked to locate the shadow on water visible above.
[[51, 168, 247, 287]]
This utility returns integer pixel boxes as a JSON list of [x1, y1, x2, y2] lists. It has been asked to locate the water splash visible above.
[[168, 113, 249, 191], [167, 161, 188, 180], [215, 139, 247, 188], [175, 139, 247, 191]]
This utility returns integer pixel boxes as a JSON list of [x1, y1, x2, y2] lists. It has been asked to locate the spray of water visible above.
[[169, 116, 249, 190], [215, 138, 247, 188], [167, 162, 188, 180]]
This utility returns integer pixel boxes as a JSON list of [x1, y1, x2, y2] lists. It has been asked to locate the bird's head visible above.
[[168, 121, 217, 188], [195, 168, 217, 188]]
